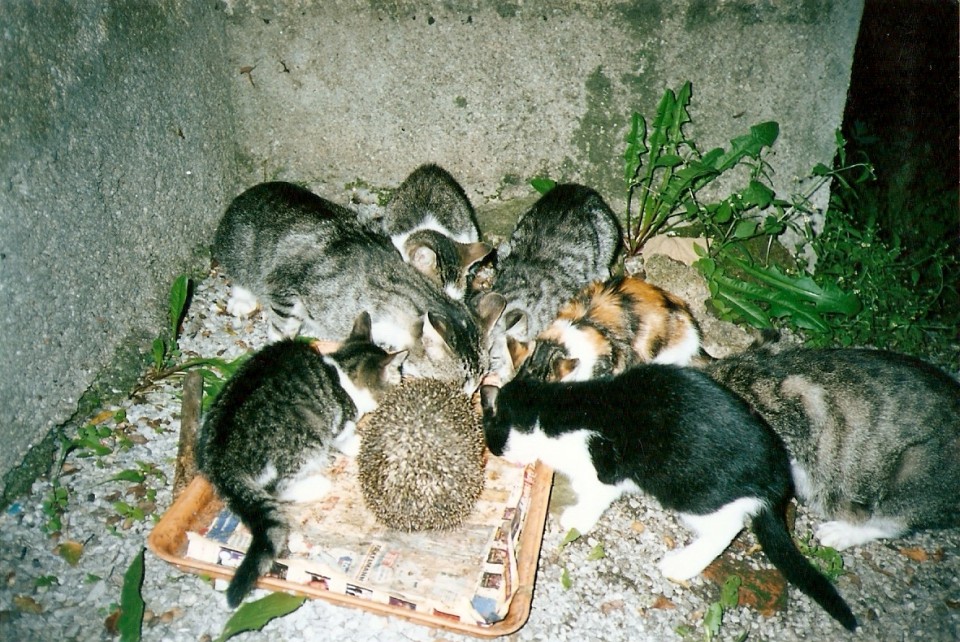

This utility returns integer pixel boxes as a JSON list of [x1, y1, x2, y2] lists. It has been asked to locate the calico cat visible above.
[[212, 181, 503, 392], [477, 183, 621, 382], [512, 275, 707, 382], [381, 164, 492, 299], [479, 365, 858, 631], [705, 339, 960, 550], [196, 312, 405, 607]]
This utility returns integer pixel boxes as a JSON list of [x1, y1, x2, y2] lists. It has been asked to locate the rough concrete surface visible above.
[[0, 1, 863, 501], [0, 2, 239, 495]]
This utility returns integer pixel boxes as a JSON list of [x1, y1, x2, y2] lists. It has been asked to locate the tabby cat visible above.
[[196, 312, 405, 607], [477, 183, 621, 382], [479, 365, 858, 631], [512, 275, 707, 382], [705, 338, 960, 550], [212, 181, 503, 392], [381, 164, 492, 299]]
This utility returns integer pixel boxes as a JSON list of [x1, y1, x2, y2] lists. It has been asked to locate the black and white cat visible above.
[[477, 183, 621, 383], [479, 365, 858, 631], [381, 164, 492, 299], [196, 313, 405, 607], [705, 338, 960, 550], [212, 181, 504, 392]]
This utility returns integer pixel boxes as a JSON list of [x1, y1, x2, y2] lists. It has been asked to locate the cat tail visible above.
[[225, 492, 289, 608], [751, 506, 858, 632]]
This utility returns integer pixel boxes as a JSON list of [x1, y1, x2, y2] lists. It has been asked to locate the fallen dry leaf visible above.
[[651, 595, 677, 610], [600, 599, 625, 615], [630, 521, 645, 534], [13, 595, 44, 614], [55, 540, 84, 566], [89, 409, 115, 425], [899, 547, 928, 563], [663, 534, 676, 549]]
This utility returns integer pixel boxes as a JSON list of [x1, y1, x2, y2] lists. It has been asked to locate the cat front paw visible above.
[[226, 287, 260, 318], [559, 505, 600, 535], [658, 548, 704, 582], [815, 520, 899, 550]]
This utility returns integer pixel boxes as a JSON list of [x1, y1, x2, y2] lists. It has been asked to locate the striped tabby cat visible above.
[[197, 313, 404, 607], [706, 338, 960, 550], [381, 164, 492, 299], [212, 181, 503, 392], [477, 183, 621, 383]]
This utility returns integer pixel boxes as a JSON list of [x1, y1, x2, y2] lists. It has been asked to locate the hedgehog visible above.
[[357, 378, 486, 531]]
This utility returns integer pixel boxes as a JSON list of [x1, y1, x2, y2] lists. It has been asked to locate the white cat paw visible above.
[[815, 520, 891, 550], [559, 506, 600, 535], [658, 548, 704, 582], [226, 287, 259, 318]]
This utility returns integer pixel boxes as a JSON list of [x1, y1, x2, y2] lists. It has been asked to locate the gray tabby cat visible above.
[[196, 312, 405, 607], [213, 181, 503, 392], [476, 183, 621, 382], [705, 338, 960, 550], [381, 164, 492, 299]]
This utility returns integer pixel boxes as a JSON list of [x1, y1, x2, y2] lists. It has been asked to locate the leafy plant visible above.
[[618, 82, 865, 335], [700, 575, 746, 642], [797, 536, 845, 582], [152, 275, 192, 371]]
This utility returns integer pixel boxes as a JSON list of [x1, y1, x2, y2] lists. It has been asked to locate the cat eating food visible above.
[[380, 163, 492, 299], [705, 339, 960, 550], [477, 183, 622, 383], [479, 365, 858, 631], [512, 275, 708, 382], [212, 181, 503, 393], [196, 312, 405, 607]]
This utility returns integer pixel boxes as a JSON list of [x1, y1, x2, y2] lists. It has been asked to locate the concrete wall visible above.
[[223, 0, 863, 223], [0, 1, 239, 499], [0, 0, 863, 497]]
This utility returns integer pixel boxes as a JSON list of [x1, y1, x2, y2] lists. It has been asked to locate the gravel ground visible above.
[[2, 268, 959, 642]]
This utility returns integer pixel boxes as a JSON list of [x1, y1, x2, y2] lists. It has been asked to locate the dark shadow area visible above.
[[827, 0, 959, 366]]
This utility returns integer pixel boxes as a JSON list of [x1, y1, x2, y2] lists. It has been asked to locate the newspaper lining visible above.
[[185, 454, 537, 626]]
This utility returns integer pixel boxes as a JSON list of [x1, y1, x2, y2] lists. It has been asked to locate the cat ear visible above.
[[479, 384, 500, 417], [507, 336, 532, 369], [455, 240, 493, 269], [381, 350, 408, 385], [409, 244, 439, 277], [422, 312, 453, 360], [348, 311, 373, 342], [553, 357, 579, 381], [504, 310, 528, 338], [473, 292, 506, 337]]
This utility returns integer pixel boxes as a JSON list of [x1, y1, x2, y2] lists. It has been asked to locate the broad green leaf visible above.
[[715, 121, 779, 172], [111, 469, 147, 484], [169, 275, 190, 341], [704, 601, 724, 639], [811, 162, 832, 176], [623, 112, 647, 181], [560, 567, 573, 590], [560, 528, 581, 548], [530, 177, 557, 195], [118, 548, 145, 642], [741, 180, 775, 208], [152, 338, 166, 369], [733, 219, 758, 239], [587, 543, 605, 561], [653, 154, 684, 169], [215, 592, 306, 642], [720, 575, 742, 609], [714, 201, 733, 224]]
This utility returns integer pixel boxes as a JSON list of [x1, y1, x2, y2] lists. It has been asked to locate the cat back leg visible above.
[[659, 497, 762, 581]]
